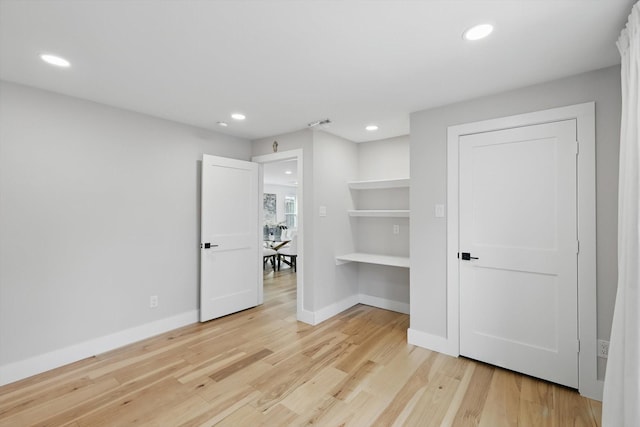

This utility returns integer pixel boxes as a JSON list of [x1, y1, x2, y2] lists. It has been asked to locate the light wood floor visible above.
[[0, 268, 601, 426]]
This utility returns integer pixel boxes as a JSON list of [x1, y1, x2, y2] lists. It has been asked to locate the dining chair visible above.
[[263, 247, 277, 270], [277, 234, 298, 272]]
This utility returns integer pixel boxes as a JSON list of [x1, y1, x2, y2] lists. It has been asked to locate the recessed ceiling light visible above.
[[365, 125, 379, 131], [285, 170, 293, 175], [231, 113, 246, 121], [463, 24, 494, 41], [40, 54, 71, 67], [217, 121, 228, 127]]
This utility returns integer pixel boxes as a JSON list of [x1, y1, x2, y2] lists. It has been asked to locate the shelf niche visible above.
[[347, 178, 409, 190], [335, 252, 409, 268]]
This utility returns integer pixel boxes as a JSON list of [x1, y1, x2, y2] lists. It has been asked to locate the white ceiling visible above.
[[0, 1, 633, 142]]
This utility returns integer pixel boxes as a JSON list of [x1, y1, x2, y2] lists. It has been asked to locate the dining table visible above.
[[265, 240, 291, 251], [265, 239, 290, 251]]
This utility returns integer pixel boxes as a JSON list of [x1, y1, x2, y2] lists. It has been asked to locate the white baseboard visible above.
[[581, 379, 604, 401], [0, 310, 199, 386], [407, 328, 459, 357], [310, 294, 409, 325], [313, 295, 360, 325], [358, 294, 409, 314], [297, 309, 315, 325]]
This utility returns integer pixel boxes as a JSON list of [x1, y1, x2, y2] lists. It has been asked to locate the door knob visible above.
[[459, 252, 479, 260], [201, 243, 219, 249]]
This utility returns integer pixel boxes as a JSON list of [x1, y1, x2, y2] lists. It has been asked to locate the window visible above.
[[284, 195, 297, 228]]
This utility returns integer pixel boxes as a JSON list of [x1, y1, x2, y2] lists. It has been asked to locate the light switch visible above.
[[319, 206, 327, 217], [435, 204, 445, 218]]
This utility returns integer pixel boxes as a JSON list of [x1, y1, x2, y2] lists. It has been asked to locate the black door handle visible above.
[[201, 243, 219, 249], [459, 252, 479, 260]]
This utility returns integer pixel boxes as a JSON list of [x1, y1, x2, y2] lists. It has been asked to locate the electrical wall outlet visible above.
[[150, 295, 159, 308], [597, 339, 609, 358], [393, 224, 400, 235]]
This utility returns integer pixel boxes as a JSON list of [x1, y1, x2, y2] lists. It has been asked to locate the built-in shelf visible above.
[[335, 252, 410, 268], [348, 209, 410, 217], [348, 178, 410, 190]]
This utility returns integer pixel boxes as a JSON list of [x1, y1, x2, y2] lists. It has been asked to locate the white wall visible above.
[[263, 183, 297, 226], [0, 82, 251, 377], [311, 132, 359, 311], [409, 66, 621, 379], [357, 135, 409, 181], [355, 136, 410, 307]]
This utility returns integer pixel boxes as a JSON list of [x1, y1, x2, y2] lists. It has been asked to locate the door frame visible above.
[[446, 102, 599, 399], [252, 149, 305, 322]]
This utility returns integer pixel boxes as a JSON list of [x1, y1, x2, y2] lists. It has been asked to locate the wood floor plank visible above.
[[196, 361, 271, 403], [521, 373, 555, 408], [187, 387, 261, 427], [31, 359, 188, 427], [450, 361, 496, 426], [279, 366, 347, 415], [553, 385, 598, 427], [401, 371, 462, 427], [0, 375, 119, 427], [209, 348, 273, 382], [519, 399, 554, 427], [439, 362, 477, 427], [332, 359, 380, 402], [363, 344, 431, 398], [249, 353, 314, 411], [370, 351, 439, 426], [297, 391, 376, 427], [590, 399, 603, 427], [478, 368, 522, 427], [177, 348, 247, 384], [0, 269, 602, 426]]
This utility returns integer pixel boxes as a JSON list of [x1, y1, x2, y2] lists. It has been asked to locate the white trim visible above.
[[594, 379, 604, 400], [252, 149, 306, 324], [257, 161, 264, 305], [359, 294, 409, 314], [313, 295, 360, 325], [309, 294, 409, 325], [408, 328, 459, 357], [298, 309, 315, 325], [0, 310, 198, 386], [444, 102, 599, 399]]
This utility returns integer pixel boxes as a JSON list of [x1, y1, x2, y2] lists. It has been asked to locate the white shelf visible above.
[[348, 210, 409, 218], [335, 253, 410, 268], [348, 178, 409, 190]]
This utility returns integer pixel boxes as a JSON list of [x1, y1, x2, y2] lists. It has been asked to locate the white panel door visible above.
[[459, 120, 578, 388], [200, 155, 260, 322]]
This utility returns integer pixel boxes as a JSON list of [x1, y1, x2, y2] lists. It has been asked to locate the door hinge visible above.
[[576, 240, 580, 254], [577, 339, 581, 353], [575, 141, 579, 155]]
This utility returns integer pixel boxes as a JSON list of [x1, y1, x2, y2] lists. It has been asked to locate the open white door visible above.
[[458, 120, 579, 388], [200, 154, 261, 322]]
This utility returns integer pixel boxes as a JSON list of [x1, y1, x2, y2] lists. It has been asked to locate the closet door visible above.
[[458, 120, 579, 388]]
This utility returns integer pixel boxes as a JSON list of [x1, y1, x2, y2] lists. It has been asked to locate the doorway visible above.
[[252, 149, 304, 322]]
